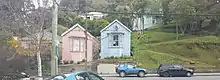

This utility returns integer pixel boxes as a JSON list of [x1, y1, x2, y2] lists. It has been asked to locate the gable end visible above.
[[100, 19, 132, 32]]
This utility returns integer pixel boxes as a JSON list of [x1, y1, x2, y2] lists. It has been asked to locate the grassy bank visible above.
[[132, 31, 220, 68]]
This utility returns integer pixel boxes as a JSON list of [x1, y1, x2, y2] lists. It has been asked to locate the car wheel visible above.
[[119, 71, 126, 77], [162, 72, 170, 77], [159, 74, 163, 77], [186, 72, 192, 77], [138, 71, 145, 77]]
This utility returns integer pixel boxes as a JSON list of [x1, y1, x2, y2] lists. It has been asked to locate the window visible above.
[[127, 65, 134, 68], [173, 65, 183, 69], [113, 35, 119, 46], [152, 20, 156, 24], [73, 39, 80, 51], [69, 37, 85, 52], [109, 33, 123, 47], [75, 72, 89, 80], [80, 39, 85, 52], [108, 33, 123, 47], [88, 72, 103, 80]]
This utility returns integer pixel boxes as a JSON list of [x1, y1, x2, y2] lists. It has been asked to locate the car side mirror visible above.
[[133, 67, 136, 69]]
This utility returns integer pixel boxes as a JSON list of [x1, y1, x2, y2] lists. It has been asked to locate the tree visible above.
[[0, 0, 52, 79], [161, 0, 174, 25], [8, 39, 34, 56], [168, 0, 197, 39], [58, 12, 109, 36], [0, 31, 29, 78]]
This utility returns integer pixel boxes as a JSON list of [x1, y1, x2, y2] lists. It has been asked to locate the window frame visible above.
[[112, 34, 119, 46], [75, 72, 90, 80], [88, 72, 104, 80], [69, 37, 85, 52], [108, 33, 124, 48], [127, 65, 134, 68]]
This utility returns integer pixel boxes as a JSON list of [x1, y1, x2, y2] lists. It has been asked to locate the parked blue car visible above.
[[115, 64, 147, 77], [48, 71, 104, 80]]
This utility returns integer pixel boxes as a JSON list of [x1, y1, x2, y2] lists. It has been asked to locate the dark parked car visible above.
[[157, 64, 194, 77]]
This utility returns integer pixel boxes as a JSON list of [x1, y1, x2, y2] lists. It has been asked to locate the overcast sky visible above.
[[32, 0, 53, 9]]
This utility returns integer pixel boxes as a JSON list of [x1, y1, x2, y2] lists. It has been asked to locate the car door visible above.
[[126, 65, 137, 74], [87, 72, 104, 80], [170, 65, 185, 76], [167, 66, 178, 76], [75, 72, 90, 80]]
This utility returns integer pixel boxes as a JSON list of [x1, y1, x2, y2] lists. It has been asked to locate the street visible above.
[[102, 76, 220, 80], [100, 73, 220, 80]]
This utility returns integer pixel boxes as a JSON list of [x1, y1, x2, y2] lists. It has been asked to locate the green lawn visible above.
[[132, 31, 220, 68], [134, 50, 214, 68]]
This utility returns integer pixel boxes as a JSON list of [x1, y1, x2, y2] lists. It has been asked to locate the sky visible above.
[[31, 0, 53, 9]]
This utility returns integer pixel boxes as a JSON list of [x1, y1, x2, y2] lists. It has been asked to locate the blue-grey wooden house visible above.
[[100, 19, 132, 58]]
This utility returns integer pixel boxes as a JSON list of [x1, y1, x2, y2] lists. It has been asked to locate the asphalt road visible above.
[[102, 76, 220, 80], [100, 73, 220, 80]]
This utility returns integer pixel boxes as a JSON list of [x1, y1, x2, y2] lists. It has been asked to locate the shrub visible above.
[[63, 60, 69, 64], [119, 56, 124, 59], [124, 56, 128, 59], [110, 56, 115, 59], [70, 60, 74, 64], [104, 57, 110, 59], [77, 61, 81, 64], [82, 59, 86, 62]]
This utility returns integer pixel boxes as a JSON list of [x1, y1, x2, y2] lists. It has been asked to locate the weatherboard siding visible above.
[[100, 20, 131, 58], [62, 26, 95, 62]]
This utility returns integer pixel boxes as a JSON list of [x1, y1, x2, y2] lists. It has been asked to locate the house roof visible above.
[[100, 19, 132, 32], [61, 24, 94, 38], [87, 12, 104, 15]]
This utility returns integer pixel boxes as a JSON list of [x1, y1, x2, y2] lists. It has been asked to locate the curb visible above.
[[98, 73, 220, 77]]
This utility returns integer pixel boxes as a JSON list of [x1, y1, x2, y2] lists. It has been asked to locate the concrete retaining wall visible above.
[[58, 64, 97, 74], [97, 64, 116, 74]]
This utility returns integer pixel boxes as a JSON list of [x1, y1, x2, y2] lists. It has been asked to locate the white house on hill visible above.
[[133, 16, 162, 31], [80, 12, 107, 20]]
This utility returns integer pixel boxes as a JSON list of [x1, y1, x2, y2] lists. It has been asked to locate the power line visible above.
[[59, 8, 220, 16]]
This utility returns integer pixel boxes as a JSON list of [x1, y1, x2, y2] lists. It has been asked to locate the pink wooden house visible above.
[[61, 24, 99, 63]]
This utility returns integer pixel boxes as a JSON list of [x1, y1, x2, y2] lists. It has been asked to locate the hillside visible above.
[[132, 31, 220, 68]]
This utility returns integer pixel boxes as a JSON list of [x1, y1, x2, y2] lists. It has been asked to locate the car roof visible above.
[[64, 71, 97, 80], [66, 71, 89, 76], [160, 64, 181, 66], [50, 71, 89, 80], [159, 64, 183, 68]]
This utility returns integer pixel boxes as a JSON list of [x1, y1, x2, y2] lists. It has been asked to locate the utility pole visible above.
[[84, 0, 88, 70], [51, 0, 59, 76]]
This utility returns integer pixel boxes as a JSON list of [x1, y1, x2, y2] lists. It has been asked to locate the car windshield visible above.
[[118, 64, 125, 67]]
